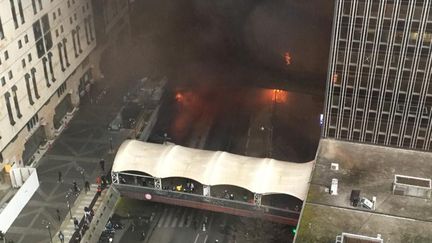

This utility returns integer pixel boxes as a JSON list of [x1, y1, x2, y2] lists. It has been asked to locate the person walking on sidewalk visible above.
[[73, 217, 79, 230], [58, 231, 64, 243], [85, 181, 90, 193], [73, 181, 80, 194], [99, 158, 105, 172], [56, 209, 61, 222], [58, 171, 62, 183]]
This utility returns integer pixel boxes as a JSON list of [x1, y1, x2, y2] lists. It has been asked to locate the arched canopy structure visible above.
[[112, 140, 314, 200]]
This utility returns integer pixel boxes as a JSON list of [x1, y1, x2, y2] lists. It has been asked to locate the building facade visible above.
[[0, 0, 97, 167], [323, 0, 432, 151]]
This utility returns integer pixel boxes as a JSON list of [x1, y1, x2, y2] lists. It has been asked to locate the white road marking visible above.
[[193, 233, 200, 243]]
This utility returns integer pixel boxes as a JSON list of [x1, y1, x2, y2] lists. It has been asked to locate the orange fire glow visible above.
[[284, 52, 292, 65], [273, 89, 288, 103], [175, 93, 184, 102]]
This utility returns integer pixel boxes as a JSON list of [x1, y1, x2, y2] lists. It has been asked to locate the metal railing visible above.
[[113, 172, 300, 220]]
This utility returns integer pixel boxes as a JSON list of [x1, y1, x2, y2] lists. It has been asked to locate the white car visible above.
[[360, 197, 373, 210]]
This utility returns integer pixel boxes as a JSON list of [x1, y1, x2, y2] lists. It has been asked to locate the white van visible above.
[[360, 197, 373, 210]]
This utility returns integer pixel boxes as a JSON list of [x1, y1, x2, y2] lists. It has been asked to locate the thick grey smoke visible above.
[[131, 0, 333, 90]]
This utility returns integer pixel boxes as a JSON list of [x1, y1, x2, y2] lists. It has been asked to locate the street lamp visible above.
[[42, 220, 53, 243], [260, 125, 273, 158], [109, 137, 113, 153], [79, 168, 86, 187]]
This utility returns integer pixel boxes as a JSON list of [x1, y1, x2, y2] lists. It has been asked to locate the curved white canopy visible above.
[[112, 140, 314, 200]]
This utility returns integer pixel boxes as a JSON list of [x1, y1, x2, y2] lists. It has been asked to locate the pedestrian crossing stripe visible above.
[[156, 207, 213, 229]]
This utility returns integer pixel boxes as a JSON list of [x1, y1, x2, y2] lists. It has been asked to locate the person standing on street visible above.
[[73, 217, 79, 230], [58, 171, 62, 183], [56, 209, 61, 222], [99, 158, 105, 172], [58, 231, 64, 243], [85, 181, 90, 193]]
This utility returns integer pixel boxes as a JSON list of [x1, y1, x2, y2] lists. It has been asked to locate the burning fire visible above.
[[284, 52, 292, 65], [263, 89, 288, 103], [175, 93, 184, 102]]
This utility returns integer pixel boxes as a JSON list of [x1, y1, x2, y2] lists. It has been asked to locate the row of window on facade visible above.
[[326, 113, 431, 138], [1, 14, 94, 90], [342, 2, 431, 21], [5, 0, 90, 30], [326, 126, 430, 150]]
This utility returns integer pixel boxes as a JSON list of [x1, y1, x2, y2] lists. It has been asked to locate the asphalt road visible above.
[[114, 200, 295, 243]]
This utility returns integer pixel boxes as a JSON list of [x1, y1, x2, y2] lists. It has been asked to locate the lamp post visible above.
[[260, 125, 273, 158], [79, 168, 85, 187], [42, 220, 53, 243], [109, 137, 113, 153]]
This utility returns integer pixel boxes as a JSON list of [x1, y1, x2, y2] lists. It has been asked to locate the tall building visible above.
[[0, 0, 97, 167], [323, 1, 432, 151]]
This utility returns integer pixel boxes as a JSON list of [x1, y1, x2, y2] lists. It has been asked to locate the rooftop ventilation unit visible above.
[[393, 174, 431, 199], [335, 232, 383, 243]]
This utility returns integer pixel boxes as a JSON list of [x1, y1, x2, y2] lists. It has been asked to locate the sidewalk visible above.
[[5, 56, 146, 243], [52, 184, 107, 242]]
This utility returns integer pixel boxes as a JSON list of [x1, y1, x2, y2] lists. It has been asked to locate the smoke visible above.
[[131, 0, 333, 91]]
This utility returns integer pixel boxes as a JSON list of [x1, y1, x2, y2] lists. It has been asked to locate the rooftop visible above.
[[296, 139, 432, 243]]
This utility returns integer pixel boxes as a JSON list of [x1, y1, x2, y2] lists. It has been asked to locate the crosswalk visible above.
[[156, 207, 213, 229]]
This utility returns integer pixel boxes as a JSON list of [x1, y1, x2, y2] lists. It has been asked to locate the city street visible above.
[[112, 199, 295, 243]]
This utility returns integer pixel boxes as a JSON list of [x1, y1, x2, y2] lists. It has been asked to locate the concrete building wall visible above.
[[0, 0, 97, 165], [323, 0, 432, 151]]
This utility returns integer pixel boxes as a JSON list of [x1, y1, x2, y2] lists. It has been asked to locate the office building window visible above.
[[31, 0, 37, 14], [24, 34, 28, 43], [5, 92, 15, 125], [34, 15, 53, 58], [11, 85, 22, 119], [76, 26, 82, 53], [10, 0, 19, 29], [18, 0, 25, 24], [22, 59, 26, 68], [82, 6, 85, 13], [60, 25, 64, 33], [1, 77, 5, 86], [25, 73, 34, 105], [58, 43, 65, 71], [8, 70, 13, 80], [63, 38, 70, 66], [4, 51, 8, 60], [28, 53, 32, 62], [55, 29, 59, 37], [69, 17, 73, 24], [88, 16, 94, 41], [57, 82, 67, 97], [67, 0, 70, 8], [58, 8, 61, 16], [72, 29, 78, 57], [0, 17, 4, 39], [47, 52, 56, 82], [42, 57, 50, 87], [31, 67, 40, 99], [84, 18, 90, 44], [74, 13, 77, 21], [26, 114, 39, 131], [37, 0, 42, 11], [53, 12, 56, 20], [18, 39, 22, 48]]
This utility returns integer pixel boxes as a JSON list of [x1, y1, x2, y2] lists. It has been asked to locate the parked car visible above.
[[360, 197, 373, 210]]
